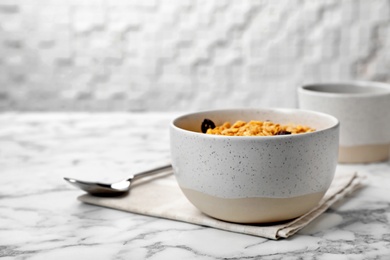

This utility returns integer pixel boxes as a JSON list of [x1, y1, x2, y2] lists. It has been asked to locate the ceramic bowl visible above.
[[298, 81, 390, 163], [170, 108, 339, 223]]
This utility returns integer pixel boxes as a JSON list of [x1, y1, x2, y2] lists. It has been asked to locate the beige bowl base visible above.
[[339, 144, 390, 164], [181, 188, 325, 224]]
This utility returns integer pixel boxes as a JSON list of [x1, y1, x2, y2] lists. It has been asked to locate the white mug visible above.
[[298, 81, 390, 163]]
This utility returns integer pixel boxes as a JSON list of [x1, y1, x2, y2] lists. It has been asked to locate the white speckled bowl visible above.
[[170, 108, 339, 223], [298, 81, 390, 163]]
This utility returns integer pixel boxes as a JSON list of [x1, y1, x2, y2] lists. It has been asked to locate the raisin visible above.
[[201, 119, 216, 133], [276, 130, 292, 135]]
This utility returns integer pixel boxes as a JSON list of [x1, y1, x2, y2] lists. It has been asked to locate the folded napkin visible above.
[[79, 170, 365, 240]]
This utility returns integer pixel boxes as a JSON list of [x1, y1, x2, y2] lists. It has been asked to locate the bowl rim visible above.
[[170, 107, 340, 139], [298, 80, 390, 98]]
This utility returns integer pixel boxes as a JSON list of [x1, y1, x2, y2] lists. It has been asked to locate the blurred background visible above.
[[0, 0, 389, 112]]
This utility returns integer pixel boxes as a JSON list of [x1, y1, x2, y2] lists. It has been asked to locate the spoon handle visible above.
[[130, 164, 172, 181]]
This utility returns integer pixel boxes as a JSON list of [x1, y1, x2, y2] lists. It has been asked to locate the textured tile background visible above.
[[0, 0, 389, 111]]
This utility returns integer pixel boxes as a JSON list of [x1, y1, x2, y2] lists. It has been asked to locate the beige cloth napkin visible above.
[[78, 170, 365, 240]]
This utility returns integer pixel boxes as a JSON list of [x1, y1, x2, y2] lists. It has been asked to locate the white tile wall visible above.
[[0, 0, 389, 111]]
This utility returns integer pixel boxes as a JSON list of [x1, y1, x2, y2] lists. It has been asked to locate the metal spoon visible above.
[[64, 164, 172, 196]]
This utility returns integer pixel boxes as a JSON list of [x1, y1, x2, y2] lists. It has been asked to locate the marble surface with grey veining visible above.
[[1, 113, 390, 260]]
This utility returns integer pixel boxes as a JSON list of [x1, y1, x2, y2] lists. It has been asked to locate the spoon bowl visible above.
[[64, 164, 172, 196]]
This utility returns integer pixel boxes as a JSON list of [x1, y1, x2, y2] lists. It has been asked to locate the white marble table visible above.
[[1, 113, 390, 259]]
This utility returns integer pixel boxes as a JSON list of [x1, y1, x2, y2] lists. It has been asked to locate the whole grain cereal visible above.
[[203, 119, 315, 136]]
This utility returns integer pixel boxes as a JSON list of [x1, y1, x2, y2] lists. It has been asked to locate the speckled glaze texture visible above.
[[170, 108, 339, 199], [298, 81, 390, 147]]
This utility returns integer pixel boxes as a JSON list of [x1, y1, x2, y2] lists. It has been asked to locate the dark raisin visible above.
[[201, 119, 216, 133], [276, 130, 292, 135]]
